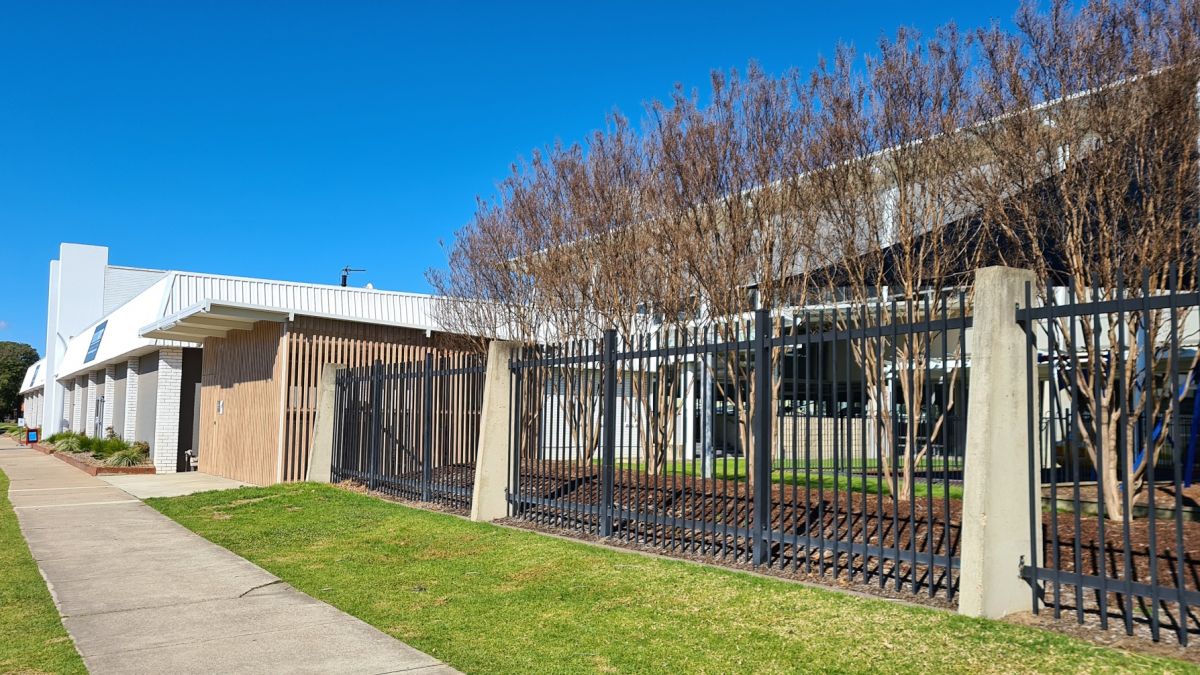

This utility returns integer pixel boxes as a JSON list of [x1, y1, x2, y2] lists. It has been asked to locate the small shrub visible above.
[[130, 441, 150, 453], [90, 437, 131, 459], [104, 426, 117, 440], [52, 434, 82, 452], [106, 446, 148, 467]]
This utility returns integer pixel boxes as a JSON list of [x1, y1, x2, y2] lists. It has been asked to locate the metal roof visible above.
[[52, 269, 451, 382], [20, 359, 46, 394]]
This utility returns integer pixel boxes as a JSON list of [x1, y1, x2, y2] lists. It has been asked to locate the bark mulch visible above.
[[346, 463, 476, 514], [514, 466, 962, 600]]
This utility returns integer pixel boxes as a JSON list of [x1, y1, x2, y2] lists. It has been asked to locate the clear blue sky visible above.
[[0, 1, 1018, 355]]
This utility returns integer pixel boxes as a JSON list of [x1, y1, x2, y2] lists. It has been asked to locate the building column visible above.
[[153, 348, 183, 473], [124, 356, 140, 441], [85, 371, 100, 437], [102, 364, 116, 436], [72, 377, 85, 432]]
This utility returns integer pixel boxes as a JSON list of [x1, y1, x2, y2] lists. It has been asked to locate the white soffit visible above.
[[139, 301, 291, 341]]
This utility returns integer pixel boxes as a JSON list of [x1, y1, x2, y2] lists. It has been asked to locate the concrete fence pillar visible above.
[[307, 363, 344, 483], [959, 266, 1042, 619], [470, 340, 518, 522]]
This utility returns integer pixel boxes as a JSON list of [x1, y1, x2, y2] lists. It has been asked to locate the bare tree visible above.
[[798, 26, 983, 500], [966, 0, 1200, 518]]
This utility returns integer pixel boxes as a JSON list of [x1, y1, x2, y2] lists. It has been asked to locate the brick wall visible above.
[[85, 371, 100, 436], [102, 364, 116, 435], [72, 377, 84, 432], [153, 348, 183, 473], [124, 356, 140, 440]]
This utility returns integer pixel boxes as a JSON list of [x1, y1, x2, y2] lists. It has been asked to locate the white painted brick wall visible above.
[[124, 357, 140, 441], [85, 371, 100, 437], [153, 348, 183, 473], [102, 364, 116, 436], [72, 377, 85, 432]]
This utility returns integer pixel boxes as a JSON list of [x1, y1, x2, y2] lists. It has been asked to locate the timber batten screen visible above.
[[199, 322, 287, 485], [199, 315, 477, 485], [279, 317, 467, 483]]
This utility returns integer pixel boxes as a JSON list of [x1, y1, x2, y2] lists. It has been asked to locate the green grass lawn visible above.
[[0, 468, 87, 675], [148, 483, 1193, 674]]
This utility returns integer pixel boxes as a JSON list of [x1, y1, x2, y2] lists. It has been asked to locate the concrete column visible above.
[[959, 266, 1042, 619], [153, 348, 183, 473], [307, 364, 344, 483], [102, 364, 116, 436], [124, 356, 140, 440], [471, 341, 517, 522]]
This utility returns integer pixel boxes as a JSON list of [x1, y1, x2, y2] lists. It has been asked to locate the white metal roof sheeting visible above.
[[20, 359, 46, 394], [54, 270, 454, 383], [161, 272, 442, 332]]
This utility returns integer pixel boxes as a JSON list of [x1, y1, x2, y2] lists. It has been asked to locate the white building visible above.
[[20, 242, 461, 479]]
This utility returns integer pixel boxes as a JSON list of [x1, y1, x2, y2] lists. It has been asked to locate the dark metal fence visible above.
[[508, 297, 969, 600], [1019, 268, 1200, 644], [332, 351, 486, 511]]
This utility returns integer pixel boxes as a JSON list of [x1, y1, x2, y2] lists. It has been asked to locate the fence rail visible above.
[[1019, 268, 1200, 645], [508, 295, 970, 600], [331, 351, 486, 510]]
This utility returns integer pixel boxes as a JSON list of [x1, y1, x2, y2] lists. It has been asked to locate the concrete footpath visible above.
[[0, 440, 458, 675]]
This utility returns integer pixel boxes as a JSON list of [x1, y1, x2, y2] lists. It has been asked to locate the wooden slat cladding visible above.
[[331, 352, 486, 510], [279, 316, 474, 483], [198, 322, 287, 485]]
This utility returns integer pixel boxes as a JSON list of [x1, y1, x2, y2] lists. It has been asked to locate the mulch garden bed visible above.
[[343, 463, 476, 515], [31, 443, 155, 476], [1046, 482, 1200, 520], [514, 465, 962, 599]]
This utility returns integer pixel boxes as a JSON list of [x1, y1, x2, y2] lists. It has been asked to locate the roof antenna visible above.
[[340, 266, 366, 287]]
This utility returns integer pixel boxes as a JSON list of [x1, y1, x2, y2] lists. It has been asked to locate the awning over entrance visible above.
[[138, 301, 291, 341]]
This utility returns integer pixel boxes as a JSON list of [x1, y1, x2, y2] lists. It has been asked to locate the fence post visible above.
[[959, 266, 1042, 619], [422, 352, 434, 502], [307, 363, 345, 482], [752, 309, 773, 566], [369, 360, 383, 491], [600, 329, 618, 538], [470, 340, 519, 522]]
